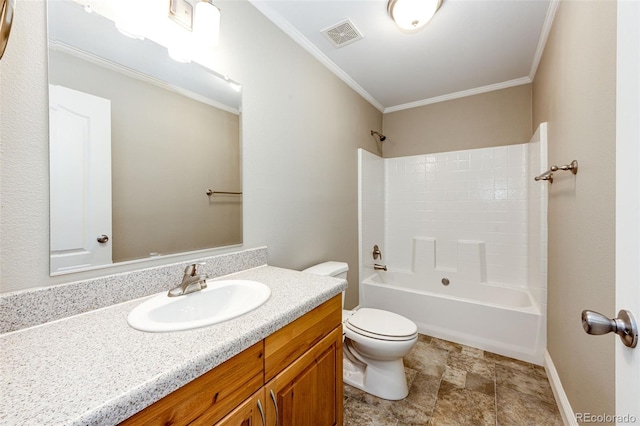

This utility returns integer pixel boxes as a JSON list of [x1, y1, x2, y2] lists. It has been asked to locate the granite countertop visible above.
[[0, 265, 346, 426]]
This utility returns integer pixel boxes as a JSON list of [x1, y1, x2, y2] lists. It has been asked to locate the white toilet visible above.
[[303, 261, 418, 400]]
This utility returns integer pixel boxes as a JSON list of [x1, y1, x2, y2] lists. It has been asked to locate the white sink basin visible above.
[[127, 280, 271, 332]]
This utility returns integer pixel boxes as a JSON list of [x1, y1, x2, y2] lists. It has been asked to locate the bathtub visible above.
[[361, 271, 545, 365]]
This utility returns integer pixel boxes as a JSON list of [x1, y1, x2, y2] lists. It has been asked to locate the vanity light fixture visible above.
[[169, 0, 220, 46], [225, 77, 242, 92], [387, 0, 442, 32], [194, 0, 221, 45], [167, 36, 193, 63], [114, 0, 149, 40], [115, 20, 145, 40]]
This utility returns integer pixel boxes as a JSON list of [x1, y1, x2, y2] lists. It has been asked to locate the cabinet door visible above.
[[265, 327, 343, 426], [197, 388, 266, 426]]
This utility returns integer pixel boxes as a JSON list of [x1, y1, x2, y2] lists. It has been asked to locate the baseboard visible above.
[[544, 350, 577, 426]]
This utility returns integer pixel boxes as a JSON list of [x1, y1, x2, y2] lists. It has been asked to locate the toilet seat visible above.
[[345, 308, 418, 342]]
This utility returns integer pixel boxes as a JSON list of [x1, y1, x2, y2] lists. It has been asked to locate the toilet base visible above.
[[343, 340, 409, 400]]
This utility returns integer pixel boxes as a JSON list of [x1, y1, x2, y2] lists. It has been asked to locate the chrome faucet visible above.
[[168, 263, 209, 297], [373, 263, 387, 271]]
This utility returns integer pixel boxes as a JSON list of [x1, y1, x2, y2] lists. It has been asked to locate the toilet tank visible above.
[[303, 261, 349, 280], [303, 261, 349, 313]]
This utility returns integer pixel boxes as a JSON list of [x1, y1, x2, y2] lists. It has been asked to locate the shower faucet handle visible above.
[[372, 245, 382, 260]]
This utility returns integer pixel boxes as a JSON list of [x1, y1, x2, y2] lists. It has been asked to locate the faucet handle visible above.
[[372, 245, 382, 260], [184, 262, 206, 276]]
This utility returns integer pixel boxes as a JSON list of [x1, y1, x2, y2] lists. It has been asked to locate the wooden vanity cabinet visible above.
[[199, 388, 267, 426], [119, 342, 264, 426], [119, 294, 343, 426], [264, 327, 343, 426], [263, 295, 343, 426]]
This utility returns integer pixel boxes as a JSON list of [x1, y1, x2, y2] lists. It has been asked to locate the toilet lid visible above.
[[346, 308, 418, 340]]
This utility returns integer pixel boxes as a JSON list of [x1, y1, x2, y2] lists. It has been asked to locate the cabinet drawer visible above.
[[120, 341, 264, 426], [264, 294, 341, 382]]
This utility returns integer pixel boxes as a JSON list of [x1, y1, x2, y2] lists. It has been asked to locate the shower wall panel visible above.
[[384, 144, 529, 287], [358, 149, 385, 297], [527, 124, 549, 312]]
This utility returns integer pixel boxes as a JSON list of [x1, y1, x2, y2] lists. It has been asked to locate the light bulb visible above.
[[388, 0, 441, 32], [194, 1, 220, 46]]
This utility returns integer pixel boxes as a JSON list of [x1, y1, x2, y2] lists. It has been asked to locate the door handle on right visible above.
[[582, 309, 638, 348]]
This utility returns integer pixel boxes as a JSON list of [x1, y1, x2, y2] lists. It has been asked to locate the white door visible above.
[[615, 0, 640, 421], [49, 84, 112, 273]]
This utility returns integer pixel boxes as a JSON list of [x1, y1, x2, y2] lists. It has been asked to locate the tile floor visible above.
[[343, 334, 563, 426]]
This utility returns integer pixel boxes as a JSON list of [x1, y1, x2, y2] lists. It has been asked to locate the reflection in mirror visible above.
[[48, 0, 242, 275]]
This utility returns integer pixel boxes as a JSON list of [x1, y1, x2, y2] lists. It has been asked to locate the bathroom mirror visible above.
[[47, 1, 242, 274]]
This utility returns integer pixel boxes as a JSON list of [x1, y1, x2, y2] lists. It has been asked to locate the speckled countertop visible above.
[[0, 266, 346, 426]]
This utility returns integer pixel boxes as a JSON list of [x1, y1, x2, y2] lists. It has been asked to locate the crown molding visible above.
[[249, 0, 557, 114], [248, 0, 385, 112], [49, 41, 241, 115], [529, 0, 560, 81], [383, 77, 532, 113]]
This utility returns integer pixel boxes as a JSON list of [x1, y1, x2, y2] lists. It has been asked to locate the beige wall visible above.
[[533, 0, 616, 418], [382, 84, 532, 157], [0, 0, 382, 308], [49, 50, 242, 262], [0, 0, 620, 416]]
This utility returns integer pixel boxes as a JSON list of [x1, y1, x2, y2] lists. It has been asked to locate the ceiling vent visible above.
[[321, 19, 363, 48]]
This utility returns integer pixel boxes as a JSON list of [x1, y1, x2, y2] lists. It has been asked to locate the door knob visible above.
[[581, 309, 638, 348], [97, 234, 109, 244]]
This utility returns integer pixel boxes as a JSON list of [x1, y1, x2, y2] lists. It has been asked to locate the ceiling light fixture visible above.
[[387, 0, 442, 32], [115, 0, 148, 40]]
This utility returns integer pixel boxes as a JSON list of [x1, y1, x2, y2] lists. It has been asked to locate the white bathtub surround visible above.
[[412, 237, 487, 283], [0, 247, 268, 334], [527, 123, 549, 314], [384, 144, 529, 286], [357, 123, 549, 365], [358, 149, 385, 286]]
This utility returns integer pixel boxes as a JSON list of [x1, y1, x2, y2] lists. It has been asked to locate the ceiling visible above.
[[51, 1, 242, 111], [249, 0, 556, 113]]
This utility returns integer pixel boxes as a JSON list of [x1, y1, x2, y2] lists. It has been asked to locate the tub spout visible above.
[[374, 264, 387, 271]]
